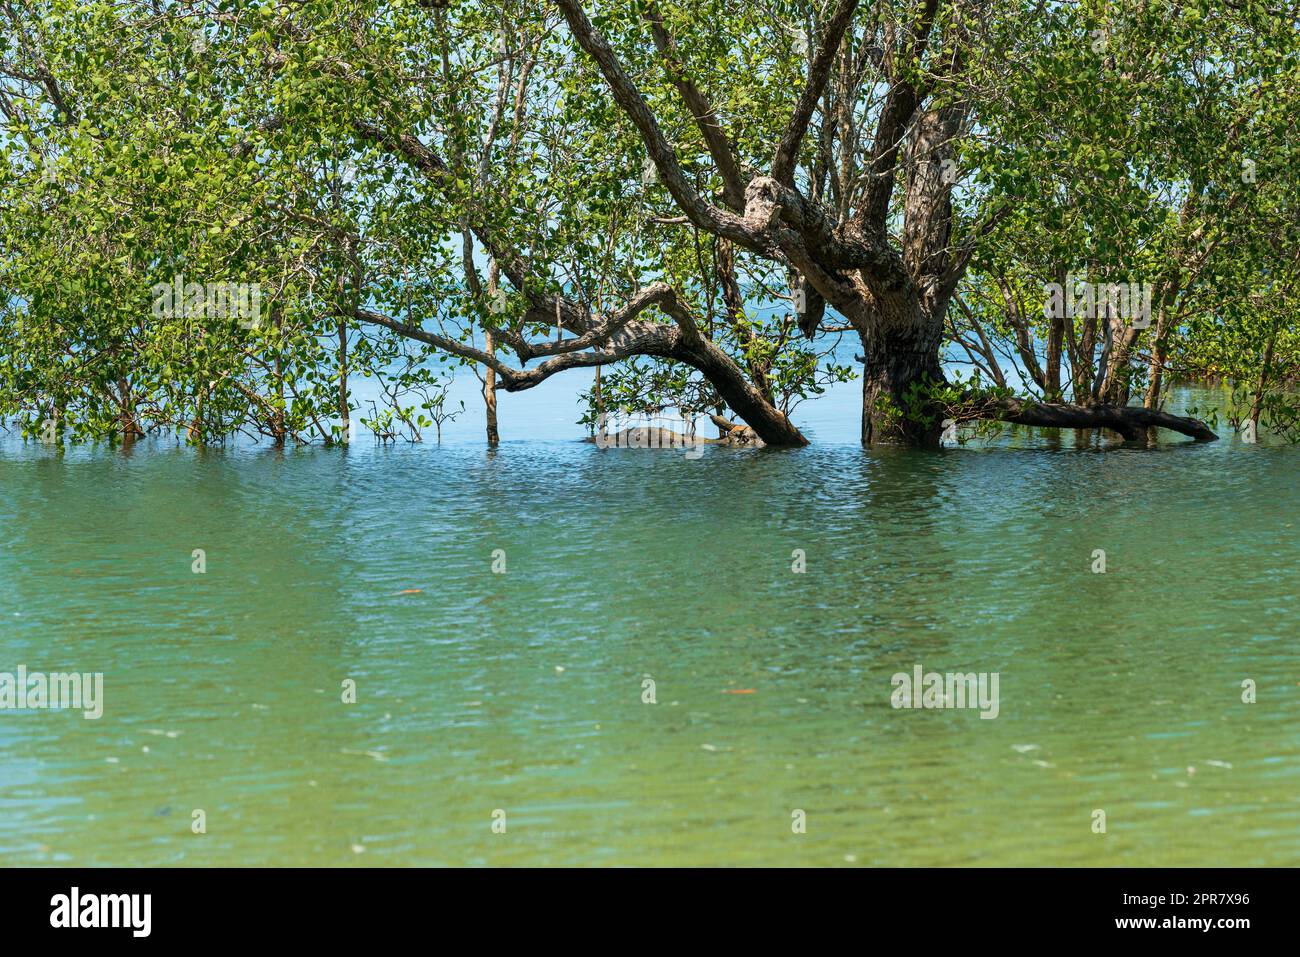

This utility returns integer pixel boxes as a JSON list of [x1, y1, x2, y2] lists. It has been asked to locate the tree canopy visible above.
[[2, 0, 1297, 447]]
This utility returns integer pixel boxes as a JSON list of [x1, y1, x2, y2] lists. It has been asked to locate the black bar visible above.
[[0, 868, 1278, 943]]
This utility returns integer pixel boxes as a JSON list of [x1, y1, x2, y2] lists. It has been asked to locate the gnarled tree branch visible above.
[[645, 6, 746, 210], [555, 0, 758, 247], [771, 0, 859, 186], [966, 396, 1220, 442]]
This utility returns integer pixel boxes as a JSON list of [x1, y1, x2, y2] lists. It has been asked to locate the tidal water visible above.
[[1, 383, 1298, 866]]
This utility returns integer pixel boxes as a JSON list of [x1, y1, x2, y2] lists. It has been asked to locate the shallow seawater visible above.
[[1, 387, 1298, 866]]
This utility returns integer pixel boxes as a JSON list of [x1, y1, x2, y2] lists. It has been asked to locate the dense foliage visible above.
[[2, 0, 1297, 446]]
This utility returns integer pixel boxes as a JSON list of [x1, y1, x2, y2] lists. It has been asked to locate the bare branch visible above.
[[645, 6, 747, 210], [855, 0, 940, 230], [554, 0, 757, 247], [771, 0, 859, 185]]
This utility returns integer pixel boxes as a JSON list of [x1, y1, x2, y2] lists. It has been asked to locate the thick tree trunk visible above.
[[859, 325, 945, 446]]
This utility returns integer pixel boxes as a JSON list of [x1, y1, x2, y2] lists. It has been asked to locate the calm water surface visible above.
[[1, 386, 1298, 866]]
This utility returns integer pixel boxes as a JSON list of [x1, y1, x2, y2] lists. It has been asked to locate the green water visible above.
[[1, 412, 1298, 866]]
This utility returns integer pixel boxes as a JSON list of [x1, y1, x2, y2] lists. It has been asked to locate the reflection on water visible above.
[[1, 390, 1298, 865]]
